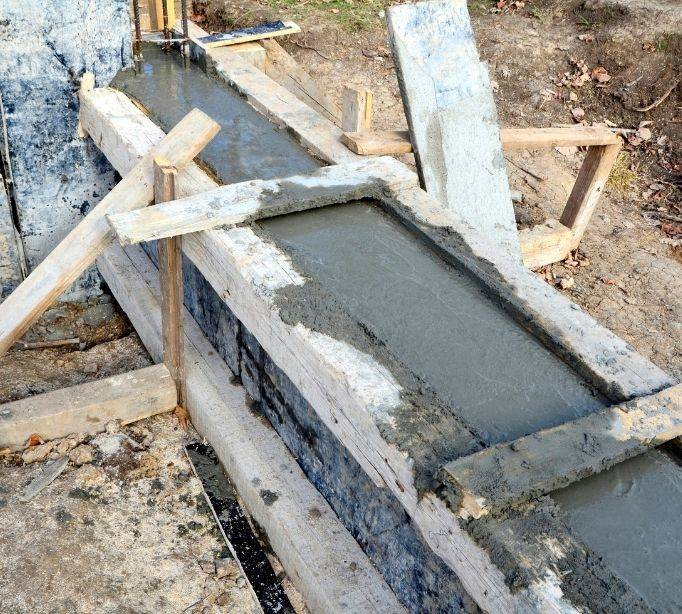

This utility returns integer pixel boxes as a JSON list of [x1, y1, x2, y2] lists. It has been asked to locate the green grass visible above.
[[266, 0, 396, 31], [608, 152, 637, 193]]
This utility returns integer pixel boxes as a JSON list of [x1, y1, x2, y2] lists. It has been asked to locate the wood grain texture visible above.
[[519, 218, 574, 269], [341, 86, 373, 133], [387, 0, 520, 257], [341, 126, 621, 156], [0, 105, 219, 357], [560, 143, 622, 245], [154, 158, 185, 406], [199, 21, 301, 49], [108, 156, 416, 244], [98, 243, 405, 614], [262, 39, 341, 125], [0, 364, 177, 449], [440, 383, 682, 519]]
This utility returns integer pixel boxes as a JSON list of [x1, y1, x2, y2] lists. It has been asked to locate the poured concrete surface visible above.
[[112, 44, 318, 184], [112, 46, 681, 611], [552, 450, 682, 613], [260, 202, 605, 444]]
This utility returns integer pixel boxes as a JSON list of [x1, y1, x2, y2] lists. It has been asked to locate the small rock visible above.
[[22, 442, 55, 464], [571, 107, 585, 122], [83, 363, 98, 374], [559, 277, 575, 290], [81, 302, 116, 327], [215, 557, 235, 579], [105, 420, 121, 434], [235, 575, 246, 588], [361, 48, 377, 58], [69, 444, 94, 466]]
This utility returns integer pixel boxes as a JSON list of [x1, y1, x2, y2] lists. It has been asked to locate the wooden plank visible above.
[[147, 0, 175, 31], [107, 156, 416, 245], [154, 158, 185, 406], [0, 106, 219, 358], [198, 21, 301, 49], [341, 130, 412, 156], [560, 143, 622, 247], [98, 243, 405, 614], [387, 0, 520, 258], [440, 384, 682, 519], [0, 364, 177, 450], [261, 39, 341, 125], [519, 219, 574, 269], [341, 126, 621, 156], [342, 86, 373, 133], [178, 21, 358, 165], [228, 41, 267, 71]]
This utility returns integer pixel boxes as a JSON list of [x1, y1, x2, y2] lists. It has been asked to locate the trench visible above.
[[111, 43, 681, 612]]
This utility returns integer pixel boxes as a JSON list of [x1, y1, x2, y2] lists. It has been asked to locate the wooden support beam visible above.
[[154, 158, 185, 406], [387, 0, 520, 258], [198, 21, 301, 49], [262, 39, 341, 126], [342, 86, 373, 133], [0, 106, 219, 358], [107, 156, 416, 245], [0, 364, 177, 450], [560, 143, 622, 248], [519, 219, 574, 269], [147, 0, 175, 32], [98, 243, 404, 614], [440, 383, 682, 519], [340, 126, 621, 156]]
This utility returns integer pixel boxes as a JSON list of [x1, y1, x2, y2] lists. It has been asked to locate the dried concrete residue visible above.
[[265, 270, 482, 495], [0, 0, 130, 299]]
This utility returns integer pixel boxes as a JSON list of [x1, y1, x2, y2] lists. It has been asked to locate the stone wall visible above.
[[0, 0, 132, 300]]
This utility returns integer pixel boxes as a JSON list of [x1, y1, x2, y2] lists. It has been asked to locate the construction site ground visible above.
[[1, 1, 679, 612]]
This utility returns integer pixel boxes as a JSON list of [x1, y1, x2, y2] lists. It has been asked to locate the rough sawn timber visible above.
[[107, 156, 416, 244], [0, 364, 177, 450], [387, 0, 520, 258], [97, 242, 404, 614], [440, 383, 682, 519], [0, 105, 219, 357], [81, 85, 675, 612], [340, 126, 621, 156]]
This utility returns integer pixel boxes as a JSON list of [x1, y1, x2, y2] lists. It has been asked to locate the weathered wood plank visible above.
[[262, 39, 341, 125], [387, 0, 520, 257], [342, 86, 373, 133], [519, 219, 574, 269], [440, 384, 682, 519], [154, 157, 185, 406], [97, 243, 405, 614], [341, 126, 621, 156], [198, 21, 301, 49], [561, 143, 622, 247], [107, 156, 416, 245], [0, 105, 219, 357], [0, 364, 177, 450]]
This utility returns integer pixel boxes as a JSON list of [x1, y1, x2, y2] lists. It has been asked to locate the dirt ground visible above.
[[0, 303, 305, 613], [0, 1, 679, 612]]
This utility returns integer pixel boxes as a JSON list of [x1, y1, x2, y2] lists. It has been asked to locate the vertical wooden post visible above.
[[148, 0, 175, 32], [342, 86, 373, 133], [153, 157, 185, 407], [560, 143, 622, 249]]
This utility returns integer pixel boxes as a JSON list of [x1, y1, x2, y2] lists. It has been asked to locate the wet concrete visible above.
[[552, 450, 682, 613], [111, 44, 318, 184], [112, 47, 681, 611], [260, 202, 605, 444]]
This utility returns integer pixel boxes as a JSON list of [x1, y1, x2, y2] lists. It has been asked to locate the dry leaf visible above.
[[25, 433, 44, 448]]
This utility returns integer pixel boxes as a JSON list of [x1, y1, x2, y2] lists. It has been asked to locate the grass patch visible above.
[[608, 152, 637, 192], [266, 0, 397, 31]]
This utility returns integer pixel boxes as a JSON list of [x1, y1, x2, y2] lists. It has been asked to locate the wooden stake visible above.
[[341, 86, 372, 133], [560, 143, 622, 248], [154, 157, 185, 406]]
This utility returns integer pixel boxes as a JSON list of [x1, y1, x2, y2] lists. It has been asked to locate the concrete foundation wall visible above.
[[0, 0, 131, 300], [0, 173, 22, 299], [171, 244, 479, 613]]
